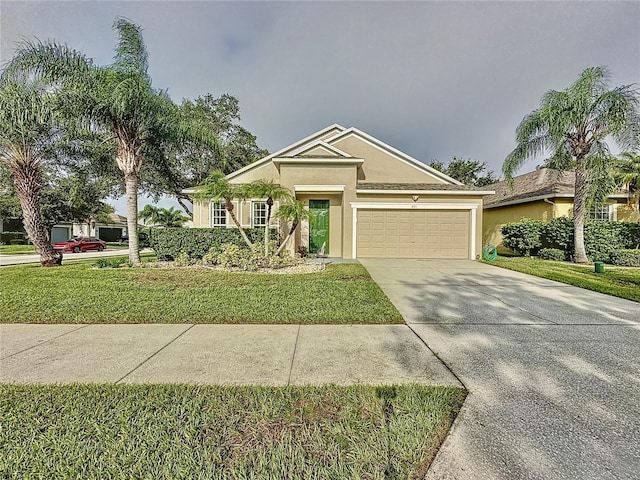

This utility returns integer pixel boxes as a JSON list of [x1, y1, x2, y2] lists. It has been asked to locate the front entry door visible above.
[[309, 200, 329, 254]]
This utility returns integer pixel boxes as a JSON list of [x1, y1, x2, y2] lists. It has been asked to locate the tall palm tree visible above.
[[275, 200, 311, 256], [4, 17, 220, 263], [246, 180, 292, 255], [0, 76, 63, 266], [504, 67, 639, 263], [194, 171, 252, 247]]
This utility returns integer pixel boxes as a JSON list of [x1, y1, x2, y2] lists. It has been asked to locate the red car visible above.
[[53, 237, 107, 253]]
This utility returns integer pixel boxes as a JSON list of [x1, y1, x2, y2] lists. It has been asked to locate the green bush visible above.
[[501, 218, 544, 256], [147, 227, 279, 261], [538, 248, 566, 261], [609, 249, 640, 267], [1, 231, 27, 245], [541, 217, 574, 252], [618, 222, 640, 249], [215, 243, 303, 271]]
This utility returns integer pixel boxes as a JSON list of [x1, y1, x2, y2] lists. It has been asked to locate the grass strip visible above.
[[0, 263, 404, 324], [487, 256, 640, 302], [0, 383, 465, 479]]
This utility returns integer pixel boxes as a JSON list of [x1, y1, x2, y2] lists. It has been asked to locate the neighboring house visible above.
[[483, 168, 639, 248], [187, 124, 493, 260], [2, 214, 129, 244]]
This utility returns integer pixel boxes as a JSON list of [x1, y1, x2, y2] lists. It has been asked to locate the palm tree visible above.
[[156, 207, 189, 227], [504, 67, 639, 263], [139, 204, 161, 226], [275, 200, 312, 256], [612, 151, 640, 207], [4, 18, 220, 263], [0, 75, 63, 266], [194, 171, 252, 247], [246, 180, 292, 255]]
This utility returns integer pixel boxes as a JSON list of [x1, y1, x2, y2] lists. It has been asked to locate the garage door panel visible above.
[[356, 209, 470, 259]]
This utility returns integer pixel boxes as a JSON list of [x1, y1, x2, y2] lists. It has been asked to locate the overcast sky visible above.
[[2, 1, 639, 215]]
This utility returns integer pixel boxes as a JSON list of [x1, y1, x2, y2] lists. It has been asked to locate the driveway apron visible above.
[[360, 258, 640, 480]]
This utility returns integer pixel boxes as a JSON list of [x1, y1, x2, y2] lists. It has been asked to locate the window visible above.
[[252, 201, 268, 227], [211, 201, 226, 226], [590, 205, 611, 222]]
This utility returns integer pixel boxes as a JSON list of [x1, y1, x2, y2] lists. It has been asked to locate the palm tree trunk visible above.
[[276, 221, 298, 256], [225, 200, 253, 247], [12, 162, 62, 267], [125, 173, 141, 264], [265, 200, 273, 255], [573, 160, 589, 263]]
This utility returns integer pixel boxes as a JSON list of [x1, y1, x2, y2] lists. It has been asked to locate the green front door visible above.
[[309, 200, 329, 254]]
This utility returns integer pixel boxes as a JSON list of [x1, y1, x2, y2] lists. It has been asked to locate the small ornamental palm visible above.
[[275, 200, 312, 256], [194, 171, 252, 247], [612, 151, 640, 206], [157, 207, 189, 228], [247, 180, 293, 255], [503, 67, 639, 263]]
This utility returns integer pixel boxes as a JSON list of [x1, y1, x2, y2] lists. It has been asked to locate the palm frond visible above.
[[112, 17, 149, 77]]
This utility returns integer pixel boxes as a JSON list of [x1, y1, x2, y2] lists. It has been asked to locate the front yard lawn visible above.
[[0, 244, 35, 254], [0, 262, 403, 323], [0, 383, 465, 479], [488, 256, 640, 302]]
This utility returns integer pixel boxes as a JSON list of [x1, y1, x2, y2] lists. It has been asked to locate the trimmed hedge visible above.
[[502, 218, 640, 263], [538, 248, 566, 261], [609, 249, 640, 267], [147, 227, 279, 261], [0, 231, 27, 245]]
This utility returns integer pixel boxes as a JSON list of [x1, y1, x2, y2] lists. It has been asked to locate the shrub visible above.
[[297, 246, 309, 258], [501, 218, 543, 256], [147, 227, 279, 261], [609, 249, 640, 267], [618, 222, 640, 249], [173, 252, 194, 267], [201, 246, 221, 266], [538, 248, 566, 261], [1, 231, 27, 245]]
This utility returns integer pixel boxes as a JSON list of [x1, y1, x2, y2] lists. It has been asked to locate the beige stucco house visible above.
[[189, 124, 493, 260], [483, 168, 639, 248]]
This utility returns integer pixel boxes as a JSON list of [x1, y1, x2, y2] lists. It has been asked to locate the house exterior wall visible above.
[[483, 200, 553, 248], [331, 135, 447, 184]]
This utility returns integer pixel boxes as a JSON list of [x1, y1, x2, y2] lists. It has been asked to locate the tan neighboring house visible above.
[[483, 168, 639, 248], [51, 213, 128, 243], [188, 124, 493, 260]]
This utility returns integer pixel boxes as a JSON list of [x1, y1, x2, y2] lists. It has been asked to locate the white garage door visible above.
[[356, 209, 470, 259]]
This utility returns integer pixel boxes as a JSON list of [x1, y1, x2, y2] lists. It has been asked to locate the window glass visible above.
[[211, 202, 226, 226], [252, 201, 268, 227], [590, 205, 610, 222]]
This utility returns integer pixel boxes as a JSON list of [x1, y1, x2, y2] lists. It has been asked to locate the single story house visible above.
[[188, 124, 493, 260], [483, 167, 639, 247], [50, 213, 129, 243]]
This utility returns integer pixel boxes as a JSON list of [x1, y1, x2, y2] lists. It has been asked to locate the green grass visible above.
[[0, 383, 465, 479], [487, 256, 640, 302], [0, 244, 35, 254], [0, 262, 403, 323]]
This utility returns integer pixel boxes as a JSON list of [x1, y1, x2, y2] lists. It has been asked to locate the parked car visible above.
[[53, 237, 107, 253], [117, 235, 128, 244]]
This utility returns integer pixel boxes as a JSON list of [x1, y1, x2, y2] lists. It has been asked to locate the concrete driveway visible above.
[[360, 259, 640, 480]]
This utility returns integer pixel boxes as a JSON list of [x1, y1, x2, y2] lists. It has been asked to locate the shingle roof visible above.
[[483, 168, 627, 208], [357, 182, 487, 191]]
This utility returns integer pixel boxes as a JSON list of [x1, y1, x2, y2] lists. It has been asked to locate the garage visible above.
[[97, 227, 124, 242], [356, 209, 470, 259], [50, 226, 71, 243]]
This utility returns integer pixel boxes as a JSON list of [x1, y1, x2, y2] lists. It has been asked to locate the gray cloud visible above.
[[2, 1, 638, 214]]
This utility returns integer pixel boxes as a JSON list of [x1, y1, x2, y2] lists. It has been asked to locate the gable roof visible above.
[[484, 168, 628, 208], [226, 124, 461, 185]]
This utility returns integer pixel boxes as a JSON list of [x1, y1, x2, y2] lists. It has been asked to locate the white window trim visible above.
[[350, 202, 479, 260], [210, 201, 227, 227], [251, 200, 268, 228], [294, 185, 345, 193]]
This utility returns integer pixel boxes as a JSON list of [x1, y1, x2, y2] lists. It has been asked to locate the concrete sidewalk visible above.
[[0, 324, 460, 386]]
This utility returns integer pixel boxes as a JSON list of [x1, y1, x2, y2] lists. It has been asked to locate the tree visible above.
[[0, 74, 63, 266], [155, 207, 189, 227], [245, 180, 292, 255], [429, 157, 499, 186], [140, 93, 268, 217], [275, 200, 311, 255], [6, 17, 220, 264], [503, 67, 639, 263], [193, 171, 252, 247]]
